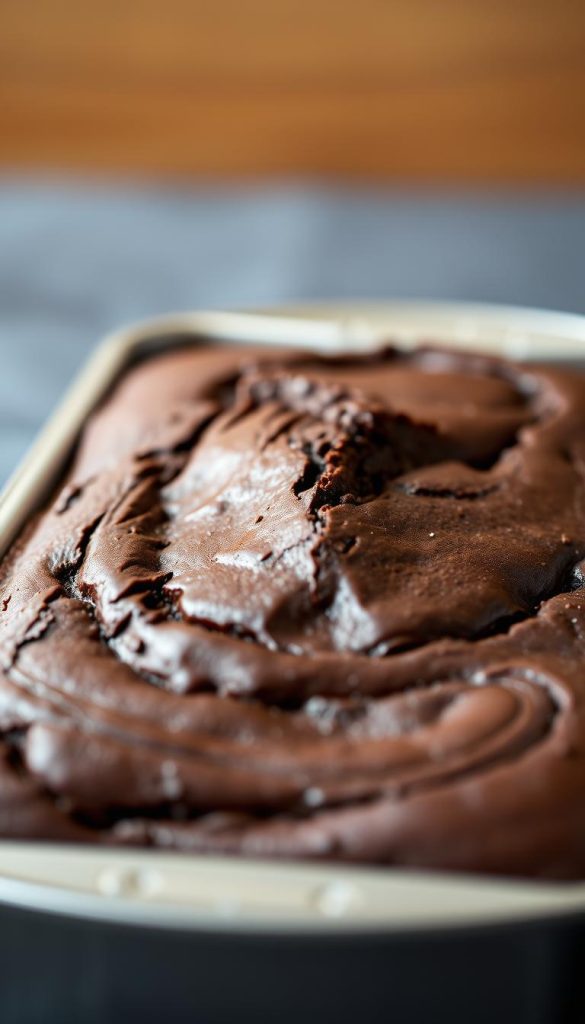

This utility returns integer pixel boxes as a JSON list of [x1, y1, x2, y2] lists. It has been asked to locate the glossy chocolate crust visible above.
[[1, 342, 585, 879]]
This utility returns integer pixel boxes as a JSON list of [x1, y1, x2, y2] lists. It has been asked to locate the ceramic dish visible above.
[[1, 303, 584, 1024]]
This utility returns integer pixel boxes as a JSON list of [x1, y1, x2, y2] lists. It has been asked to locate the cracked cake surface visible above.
[[1, 341, 585, 878]]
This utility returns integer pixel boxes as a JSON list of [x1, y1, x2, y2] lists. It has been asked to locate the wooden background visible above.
[[1, 0, 584, 180]]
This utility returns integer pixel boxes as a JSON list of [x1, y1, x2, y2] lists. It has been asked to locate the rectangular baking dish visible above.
[[1, 302, 585, 1024]]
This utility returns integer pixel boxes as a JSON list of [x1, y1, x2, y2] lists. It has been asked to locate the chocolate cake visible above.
[[1, 341, 584, 878]]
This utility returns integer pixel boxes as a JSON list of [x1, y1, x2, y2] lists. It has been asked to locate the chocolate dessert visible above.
[[1, 342, 584, 878]]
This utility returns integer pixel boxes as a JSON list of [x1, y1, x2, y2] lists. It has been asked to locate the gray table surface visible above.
[[1, 178, 585, 486]]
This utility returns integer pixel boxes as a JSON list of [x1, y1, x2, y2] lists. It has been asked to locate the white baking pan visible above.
[[1, 301, 585, 943]]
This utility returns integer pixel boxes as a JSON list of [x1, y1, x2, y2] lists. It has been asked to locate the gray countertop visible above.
[[1, 178, 585, 485]]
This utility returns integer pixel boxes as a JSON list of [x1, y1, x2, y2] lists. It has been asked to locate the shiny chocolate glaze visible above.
[[1, 342, 585, 878]]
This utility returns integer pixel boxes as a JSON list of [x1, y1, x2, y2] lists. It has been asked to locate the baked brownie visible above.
[[1, 342, 584, 878]]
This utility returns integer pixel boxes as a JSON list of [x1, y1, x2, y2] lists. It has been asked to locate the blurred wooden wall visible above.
[[1, 0, 584, 180]]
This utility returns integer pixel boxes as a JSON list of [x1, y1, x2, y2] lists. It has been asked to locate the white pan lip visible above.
[[0, 843, 584, 936], [0, 299, 584, 936]]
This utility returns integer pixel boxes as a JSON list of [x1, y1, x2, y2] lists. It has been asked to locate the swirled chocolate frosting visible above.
[[1, 341, 585, 879]]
